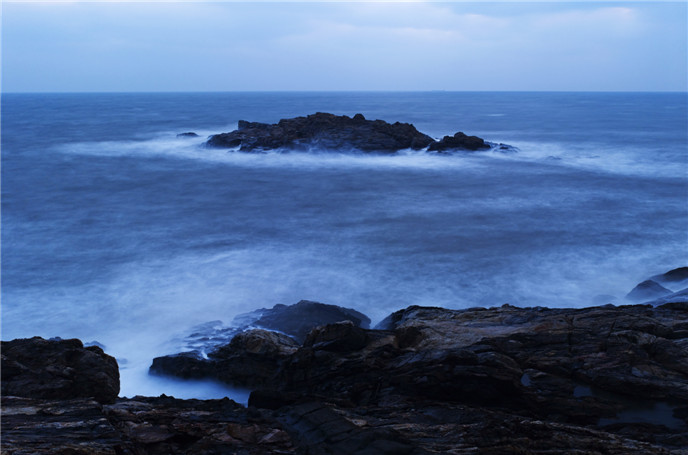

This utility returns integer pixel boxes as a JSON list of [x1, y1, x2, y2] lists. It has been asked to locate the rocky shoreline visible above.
[[201, 112, 514, 154], [3, 268, 688, 454]]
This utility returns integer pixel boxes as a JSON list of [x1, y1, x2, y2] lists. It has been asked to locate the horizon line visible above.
[[3, 89, 687, 95]]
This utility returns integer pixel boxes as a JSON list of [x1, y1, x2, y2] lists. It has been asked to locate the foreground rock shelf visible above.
[[203, 112, 513, 153], [3, 299, 688, 454]]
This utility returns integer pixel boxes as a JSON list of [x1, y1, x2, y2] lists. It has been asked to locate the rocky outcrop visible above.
[[205, 112, 503, 153], [4, 299, 688, 454], [157, 302, 688, 453], [151, 300, 370, 384], [177, 299, 371, 356], [176, 132, 199, 138], [1, 336, 119, 404]]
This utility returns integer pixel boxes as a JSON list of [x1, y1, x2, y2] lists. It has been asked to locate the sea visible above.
[[2, 91, 687, 401]]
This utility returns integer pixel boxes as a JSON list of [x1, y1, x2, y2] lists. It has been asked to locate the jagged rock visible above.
[[1, 337, 119, 404], [207, 112, 436, 153], [626, 279, 673, 302], [5, 301, 688, 454], [427, 131, 491, 152]]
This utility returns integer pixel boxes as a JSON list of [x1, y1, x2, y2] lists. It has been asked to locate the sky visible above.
[[1, 1, 686, 92]]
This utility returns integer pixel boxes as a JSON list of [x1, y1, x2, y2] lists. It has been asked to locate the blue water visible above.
[[2, 91, 687, 398]]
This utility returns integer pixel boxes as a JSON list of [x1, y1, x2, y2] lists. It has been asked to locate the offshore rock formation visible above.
[[627, 266, 688, 305], [3, 299, 688, 454], [205, 112, 504, 153]]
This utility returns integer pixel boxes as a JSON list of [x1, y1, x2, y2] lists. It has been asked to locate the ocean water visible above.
[[2, 91, 687, 399]]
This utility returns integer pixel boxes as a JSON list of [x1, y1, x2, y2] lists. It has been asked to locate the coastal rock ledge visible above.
[[3, 301, 688, 454], [205, 112, 508, 153]]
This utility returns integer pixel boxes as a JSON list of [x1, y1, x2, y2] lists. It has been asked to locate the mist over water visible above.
[[2, 92, 687, 398]]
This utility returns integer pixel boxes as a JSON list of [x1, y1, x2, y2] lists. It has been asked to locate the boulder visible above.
[[1, 337, 119, 404], [176, 132, 199, 138], [149, 350, 213, 380], [427, 131, 491, 152], [250, 300, 371, 343]]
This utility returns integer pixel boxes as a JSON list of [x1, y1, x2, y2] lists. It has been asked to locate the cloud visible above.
[[2, 1, 685, 91]]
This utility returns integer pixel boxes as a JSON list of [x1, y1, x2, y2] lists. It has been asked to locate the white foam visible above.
[[484, 139, 687, 179]]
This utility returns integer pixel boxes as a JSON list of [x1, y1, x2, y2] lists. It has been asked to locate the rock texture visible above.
[[160, 301, 688, 454], [205, 112, 501, 153], [1, 337, 119, 404], [1, 395, 296, 455], [4, 300, 688, 454]]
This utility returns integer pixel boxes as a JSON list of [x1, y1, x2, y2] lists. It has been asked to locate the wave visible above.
[[53, 129, 686, 179]]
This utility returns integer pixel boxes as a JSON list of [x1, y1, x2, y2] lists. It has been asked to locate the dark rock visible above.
[[1, 396, 131, 455], [3, 395, 297, 454], [176, 132, 199, 137], [1, 337, 119, 404], [206, 112, 436, 152], [151, 329, 299, 387], [151, 300, 372, 383], [209, 329, 299, 387], [303, 320, 369, 352], [626, 279, 673, 302], [275, 401, 415, 455], [427, 131, 491, 152], [249, 299, 371, 343], [149, 350, 213, 380], [652, 266, 688, 285], [5, 300, 688, 454]]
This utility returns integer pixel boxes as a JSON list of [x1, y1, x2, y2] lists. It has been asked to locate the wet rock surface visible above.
[[1, 336, 120, 404], [205, 112, 505, 153], [177, 299, 371, 355], [4, 299, 688, 454], [159, 301, 688, 453]]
